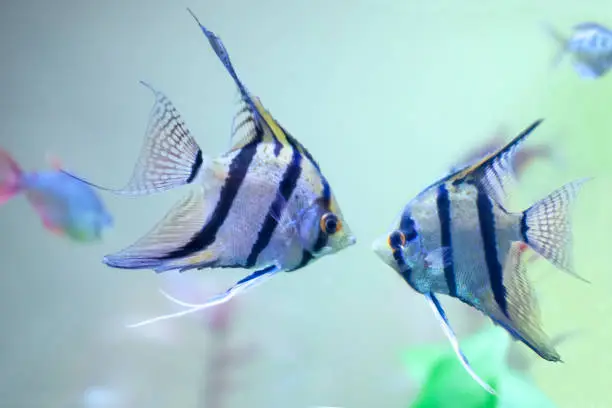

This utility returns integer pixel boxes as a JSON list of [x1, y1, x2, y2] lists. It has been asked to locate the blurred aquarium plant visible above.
[[158, 275, 258, 408], [403, 324, 557, 408]]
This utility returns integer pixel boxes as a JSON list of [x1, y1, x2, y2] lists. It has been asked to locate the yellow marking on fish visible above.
[[447, 120, 540, 184], [210, 161, 228, 180], [185, 250, 216, 265], [253, 97, 291, 147], [448, 133, 520, 182], [448, 155, 489, 183]]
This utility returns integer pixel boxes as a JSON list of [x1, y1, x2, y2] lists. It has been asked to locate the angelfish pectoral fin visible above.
[[425, 292, 497, 395], [126, 264, 281, 328]]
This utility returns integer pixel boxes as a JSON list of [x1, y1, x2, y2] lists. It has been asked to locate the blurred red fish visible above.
[[0, 149, 112, 242]]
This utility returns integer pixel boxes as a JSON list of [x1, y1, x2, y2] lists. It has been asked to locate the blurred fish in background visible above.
[[373, 120, 591, 393], [542, 21, 612, 79], [451, 126, 562, 180], [0, 148, 112, 242], [402, 324, 558, 408], [64, 9, 356, 319]]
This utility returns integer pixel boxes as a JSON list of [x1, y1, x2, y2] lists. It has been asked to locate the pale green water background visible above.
[[1, 1, 611, 407]]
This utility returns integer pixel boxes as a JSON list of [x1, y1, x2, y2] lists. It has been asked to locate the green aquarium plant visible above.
[[403, 324, 557, 408]]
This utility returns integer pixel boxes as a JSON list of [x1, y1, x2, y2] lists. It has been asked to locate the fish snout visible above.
[[346, 234, 357, 246], [371, 234, 397, 268]]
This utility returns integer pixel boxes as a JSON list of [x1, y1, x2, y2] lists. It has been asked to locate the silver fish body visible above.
[[398, 183, 522, 300]]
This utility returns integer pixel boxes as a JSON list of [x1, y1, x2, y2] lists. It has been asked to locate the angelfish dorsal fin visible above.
[[228, 99, 265, 150], [228, 93, 294, 152], [188, 8, 294, 152], [447, 119, 544, 211]]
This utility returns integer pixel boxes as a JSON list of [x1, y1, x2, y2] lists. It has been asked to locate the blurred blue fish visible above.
[[0, 149, 112, 242], [542, 21, 612, 79]]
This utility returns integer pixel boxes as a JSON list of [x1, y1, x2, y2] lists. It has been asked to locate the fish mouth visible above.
[[371, 235, 387, 257], [371, 235, 396, 268], [316, 235, 356, 258]]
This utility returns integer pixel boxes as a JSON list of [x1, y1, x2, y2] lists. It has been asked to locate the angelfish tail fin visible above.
[[522, 178, 591, 282]]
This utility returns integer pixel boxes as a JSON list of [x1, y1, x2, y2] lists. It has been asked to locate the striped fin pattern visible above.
[[229, 100, 263, 151], [187, 8, 267, 151], [188, 9, 306, 156], [103, 188, 209, 271], [62, 82, 203, 196], [448, 119, 544, 211], [481, 241, 560, 361], [522, 178, 591, 282]]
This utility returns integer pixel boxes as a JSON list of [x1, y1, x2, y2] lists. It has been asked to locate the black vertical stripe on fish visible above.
[[400, 213, 418, 241], [159, 135, 262, 260], [520, 212, 530, 243], [475, 184, 509, 318], [186, 149, 203, 183], [283, 129, 331, 205], [245, 147, 303, 267], [436, 183, 456, 297], [283, 130, 321, 171], [321, 181, 331, 206], [273, 139, 283, 156], [293, 250, 314, 270], [392, 248, 412, 282], [489, 163, 504, 192], [312, 227, 329, 253]]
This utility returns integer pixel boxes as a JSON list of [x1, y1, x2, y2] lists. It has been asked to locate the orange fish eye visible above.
[[320, 213, 341, 234], [387, 230, 406, 250]]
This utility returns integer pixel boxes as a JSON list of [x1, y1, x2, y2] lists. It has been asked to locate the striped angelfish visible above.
[[542, 21, 612, 79], [372, 119, 590, 394], [66, 9, 355, 325]]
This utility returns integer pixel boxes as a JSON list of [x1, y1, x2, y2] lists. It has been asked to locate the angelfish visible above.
[[372, 119, 590, 394], [65, 9, 355, 325], [542, 21, 612, 79]]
